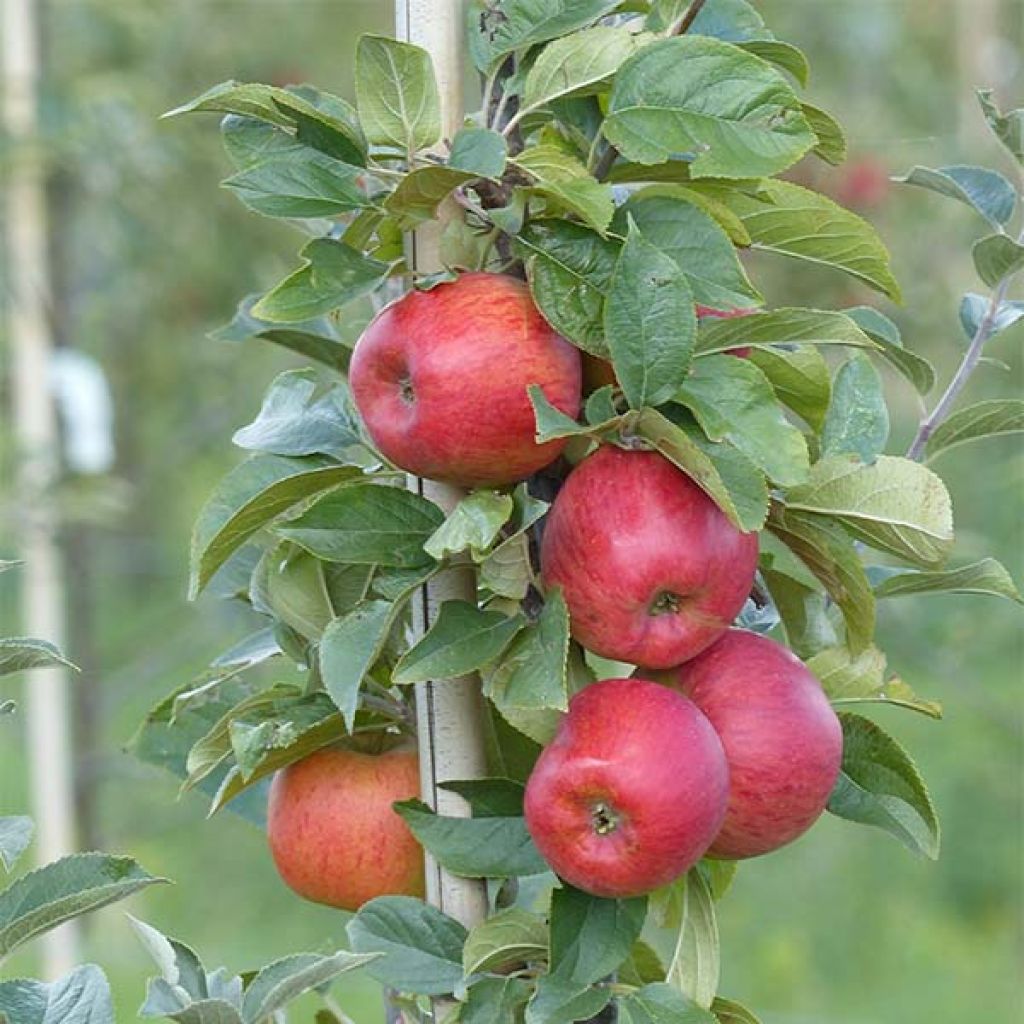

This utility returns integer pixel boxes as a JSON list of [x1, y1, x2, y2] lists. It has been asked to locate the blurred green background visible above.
[[1, 1, 1021, 1021]]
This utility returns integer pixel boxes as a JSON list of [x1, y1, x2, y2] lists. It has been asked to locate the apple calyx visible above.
[[398, 374, 415, 404], [591, 801, 621, 836], [649, 589, 683, 616]]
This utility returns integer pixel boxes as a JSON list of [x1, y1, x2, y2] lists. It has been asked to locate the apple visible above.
[[267, 743, 425, 911], [656, 629, 843, 859], [524, 677, 729, 898], [540, 445, 759, 668], [349, 272, 581, 488]]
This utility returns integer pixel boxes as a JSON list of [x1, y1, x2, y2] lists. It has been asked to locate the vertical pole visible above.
[[394, 0, 490, 932], [2, 0, 79, 977]]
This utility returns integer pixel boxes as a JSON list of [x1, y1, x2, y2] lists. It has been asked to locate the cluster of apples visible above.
[[266, 273, 842, 909]]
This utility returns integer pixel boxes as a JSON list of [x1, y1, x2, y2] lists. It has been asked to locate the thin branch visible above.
[[593, 141, 619, 183], [670, 0, 710, 36], [906, 225, 1024, 461]]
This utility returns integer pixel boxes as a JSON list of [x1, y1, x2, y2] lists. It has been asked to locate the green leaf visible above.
[[604, 37, 815, 178], [827, 713, 940, 859], [517, 220, 621, 356], [766, 504, 875, 654], [700, 179, 901, 301], [619, 941, 667, 988], [439, 778, 527, 818], [528, 386, 617, 443], [972, 233, 1024, 287], [462, 977, 533, 1024], [450, 127, 508, 177], [210, 294, 352, 370], [745, 345, 831, 432], [925, 398, 1024, 460], [252, 239, 392, 323], [808, 644, 942, 719], [424, 491, 515, 561], [0, 854, 166, 959], [0, 817, 33, 872], [647, 0, 767, 39], [474, 0, 621, 71], [462, 909, 549, 975], [394, 601, 525, 685], [666, 870, 719, 1009], [320, 600, 396, 729], [0, 638, 76, 677], [737, 40, 809, 87], [605, 223, 696, 408], [873, 557, 1022, 605], [272, 87, 368, 166], [479, 487, 549, 600], [233, 371, 363, 461], [843, 306, 935, 396], [695, 307, 876, 357], [614, 190, 762, 309], [894, 164, 1016, 227], [222, 150, 368, 219], [355, 35, 440, 155], [676, 355, 809, 486], [633, 408, 769, 532], [512, 146, 614, 234], [821, 354, 889, 461], [711, 997, 763, 1024], [0, 965, 114, 1024], [785, 455, 954, 568], [526, 975, 611, 1024], [760, 563, 837, 660], [189, 455, 359, 598], [277, 484, 444, 567], [549, 886, 647, 986], [523, 26, 644, 113], [165, 80, 295, 125], [802, 102, 847, 165], [384, 166, 480, 228], [347, 896, 467, 996], [977, 89, 1024, 163], [618, 985, 718, 1024], [486, 590, 570, 712], [240, 952, 378, 1023], [959, 292, 1024, 339]]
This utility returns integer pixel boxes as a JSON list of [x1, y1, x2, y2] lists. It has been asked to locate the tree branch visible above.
[[670, 0, 709, 36]]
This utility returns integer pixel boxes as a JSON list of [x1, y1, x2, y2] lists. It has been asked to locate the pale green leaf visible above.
[[424, 491, 515, 561], [462, 909, 549, 975], [873, 557, 1022, 605], [972, 234, 1024, 287], [925, 398, 1024, 460], [821, 354, 890, 462], [894, 164, 1016, 227]]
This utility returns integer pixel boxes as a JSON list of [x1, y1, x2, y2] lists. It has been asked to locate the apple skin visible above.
[[540, 445, 759, 668], [524, 677, 729, 898], [654, 629, 843, 859], [349, 272, 581, 488], [267, 745, 425, 911]]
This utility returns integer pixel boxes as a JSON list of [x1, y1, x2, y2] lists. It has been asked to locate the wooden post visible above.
[[2, 0, 80, 978], [394, 0, 490, 931]]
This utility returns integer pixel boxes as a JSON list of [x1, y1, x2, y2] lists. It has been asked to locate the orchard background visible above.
[[1, 1, 1022, 1022]]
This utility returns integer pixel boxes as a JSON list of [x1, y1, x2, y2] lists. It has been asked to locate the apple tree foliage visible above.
[[23, 0, 1012, 1021]]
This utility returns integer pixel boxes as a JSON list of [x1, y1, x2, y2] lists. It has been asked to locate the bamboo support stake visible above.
[[394, 0, 490, 931], [2, 0, 80, 977]]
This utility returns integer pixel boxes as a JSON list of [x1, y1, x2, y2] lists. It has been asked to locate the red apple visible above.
[[524, 677, 728, 898], [349, 272, 581, 487], [267, 744, 424, 911], [658, 629, 843, 859], [540, 445, 759, 668]]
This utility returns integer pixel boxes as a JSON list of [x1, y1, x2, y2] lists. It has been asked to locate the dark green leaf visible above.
[[549, 886, 647, 986], [450, 127, 508, 177], [0, 817, 33, 872], [604, 37, 815, 178], [843, 306, 935, 396], [273, 87, 368, 166], [277, 484, 443, 567], [712, 997, 763, 1024], [695, 307, 876, 357], [925, 398, 1024, 460], [873, 557, 1022, 604], [972, 233, 1024, 288], [760, 561, 837, 660], [439, 778, 527, 818], [252, 239, 392, 323], [221, 115, 305, 171], [463, 910, 548, 975], [347, 896, 467, 996], [745, 345, 831, 431], [737, 40, 809, 86], [821, 354, 889, 461], [0, 965, 114, 1024], [0, 854, 166, 959], [512, 146, 614, 234], [526, 975, 611, 1024], [676, 355, 809, 486], [355, 35, 440, 155], [606, 223, 696, 408], [385, 166, 480, 228], [802, 103, 847, 165], [894, 164, 1016, 227], [618, 984, 717, 1024], [462, 977, 533, 1024], [828, 713, 940, 858], [424, 491, 515, 561], [188, 455, 359, 598], [785, 456, 954, 567], [393, 601, 525, 685]]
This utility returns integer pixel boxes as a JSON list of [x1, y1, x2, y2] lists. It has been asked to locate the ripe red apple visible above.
[[349, 272, 581, 487], [656, 629, 843, 859], [540, 445, 759, 668], [524, 677, 728, 898], [267, 744, 425, 911]]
